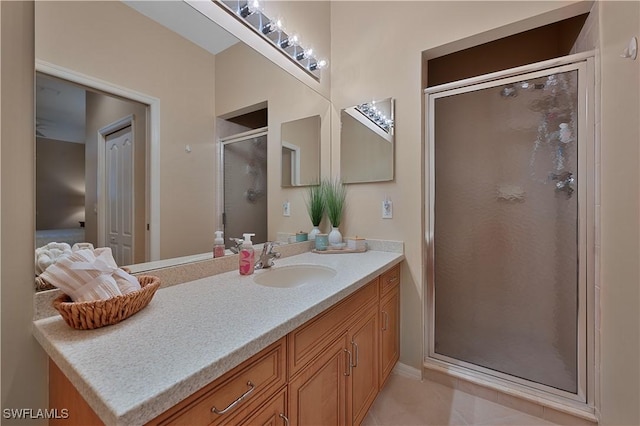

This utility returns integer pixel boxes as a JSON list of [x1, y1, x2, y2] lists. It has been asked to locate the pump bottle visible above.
[[239, 233, 256, 275], [213, 231, 225, 258]]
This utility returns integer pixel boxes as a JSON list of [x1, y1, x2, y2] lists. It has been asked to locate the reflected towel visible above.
[[39, 248, 141, 302]]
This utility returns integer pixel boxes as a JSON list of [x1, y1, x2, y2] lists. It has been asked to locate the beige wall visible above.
[[598, 1, 640, 424], [85, 91, 147, 264], [1, 2, 48, 423], [35, 1, 216, 260], [35, 138, 85, 230], [216, 42, 332, 239]]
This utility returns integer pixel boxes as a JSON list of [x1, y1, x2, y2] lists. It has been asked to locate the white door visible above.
[[105, 126, 134, 265]]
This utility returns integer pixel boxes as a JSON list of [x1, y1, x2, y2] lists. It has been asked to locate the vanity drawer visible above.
[[288, 278, 378, 378], [380, 265, 400, 297], [154, 338, 286, 426]]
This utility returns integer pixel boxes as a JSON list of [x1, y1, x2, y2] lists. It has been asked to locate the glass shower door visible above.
[[222, 131, 268, 246], [428, 63, 588, 399]]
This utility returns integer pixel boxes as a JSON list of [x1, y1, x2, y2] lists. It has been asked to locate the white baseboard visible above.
[[392, 362, 422, 380]]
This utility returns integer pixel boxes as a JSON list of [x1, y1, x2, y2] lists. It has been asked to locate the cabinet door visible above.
[[238, 388, 287, 426], [288, 334, 348, 426], [380, 286, 400, 388], [348, 308, 379, 426]]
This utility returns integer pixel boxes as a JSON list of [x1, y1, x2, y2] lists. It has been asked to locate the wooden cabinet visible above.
[[347, 307, 379, 426], [379, 266, 401, 388], [290, 277, 383, 426], [237, 388, 288, 426], [288, 334, 349, 426], [49, 263, 402, 426]]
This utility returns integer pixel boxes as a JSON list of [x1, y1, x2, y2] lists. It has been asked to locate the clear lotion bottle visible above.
[[239, 233, 255, 275]]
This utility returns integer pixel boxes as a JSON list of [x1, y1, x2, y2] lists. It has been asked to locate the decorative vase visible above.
[[309, 226, 321, 241], [328, 227, 342, 245]]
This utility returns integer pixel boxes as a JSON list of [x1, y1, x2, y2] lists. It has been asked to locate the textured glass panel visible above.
[[223, 135, 268, 246], [433, 70, 579, 393]]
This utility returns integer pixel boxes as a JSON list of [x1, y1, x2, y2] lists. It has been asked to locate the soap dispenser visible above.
[[213, 231, 225, 258], [239, 233, 256, 275]]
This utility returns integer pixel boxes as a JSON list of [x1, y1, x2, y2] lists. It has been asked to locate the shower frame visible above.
[[423, 52, 596, 411]]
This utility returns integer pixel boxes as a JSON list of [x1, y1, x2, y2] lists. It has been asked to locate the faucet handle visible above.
[[264, 241, 281, 255], [229, 237, 244, 254]]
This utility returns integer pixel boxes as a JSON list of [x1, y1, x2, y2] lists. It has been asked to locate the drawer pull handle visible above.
[[211, 381, 255, 415], [280, 413, 290, 426], [351, 341, 359, 368], [344, 349, 352, 376], [388, 276, 398, 283], [382, 311, 389, 331]]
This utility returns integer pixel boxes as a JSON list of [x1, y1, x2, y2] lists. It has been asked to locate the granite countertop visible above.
[[33, 247, 404, 426]]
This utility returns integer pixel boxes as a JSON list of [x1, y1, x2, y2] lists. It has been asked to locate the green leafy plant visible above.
[[305, 183, 325, 227], [324, 178, 346, 227]]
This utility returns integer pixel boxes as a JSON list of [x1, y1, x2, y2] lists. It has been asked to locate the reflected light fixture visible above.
[[219, 0, 328, 80], [356, 102, 394, 133]]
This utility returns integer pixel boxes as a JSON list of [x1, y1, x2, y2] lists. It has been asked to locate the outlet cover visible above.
[[283, 201, 291, 217]]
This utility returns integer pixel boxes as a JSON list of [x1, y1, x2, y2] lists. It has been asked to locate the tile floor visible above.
[[363, 373, 559, 426]]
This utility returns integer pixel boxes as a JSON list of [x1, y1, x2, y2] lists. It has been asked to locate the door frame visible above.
[[281, 141, 301, 186], [97, 116, 135, 261], [36, 60, 161, 261], [423, 51, 596, 409]]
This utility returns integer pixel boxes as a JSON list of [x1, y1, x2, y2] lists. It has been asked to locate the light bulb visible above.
[[317, 59, 327, 69]]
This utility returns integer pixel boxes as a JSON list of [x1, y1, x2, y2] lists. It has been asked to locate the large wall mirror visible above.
[[340, 98, 395, 183], [281, 115, 321, 187], [34, 0, 331, 277]]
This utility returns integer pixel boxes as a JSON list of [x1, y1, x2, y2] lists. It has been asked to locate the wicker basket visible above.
[[53, 275, 161, 330]]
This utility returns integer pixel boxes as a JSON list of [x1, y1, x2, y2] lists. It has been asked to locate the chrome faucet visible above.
[[229, 238, 244, 254], [255, 242, 281, 269]]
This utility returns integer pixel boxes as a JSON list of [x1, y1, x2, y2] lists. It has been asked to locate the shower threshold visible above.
[[422, 358, 598, 424]]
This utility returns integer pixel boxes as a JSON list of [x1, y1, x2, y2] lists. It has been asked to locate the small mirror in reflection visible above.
[[340, 98, 395, 184], [281, 115, 321, 187]]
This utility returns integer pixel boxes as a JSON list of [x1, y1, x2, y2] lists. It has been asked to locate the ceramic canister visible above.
[[315, 234, 329, 251]]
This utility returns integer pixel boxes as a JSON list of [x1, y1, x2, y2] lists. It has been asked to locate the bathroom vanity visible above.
[[34, 248, 403, 425]]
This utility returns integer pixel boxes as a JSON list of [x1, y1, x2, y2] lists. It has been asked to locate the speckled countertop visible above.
[[33, 247, 403, 426]]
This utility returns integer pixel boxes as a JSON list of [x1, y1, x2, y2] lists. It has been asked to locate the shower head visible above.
[[500, 85, 518, 98]]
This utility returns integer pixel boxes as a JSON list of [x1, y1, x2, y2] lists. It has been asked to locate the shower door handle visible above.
[[551, 171, 575, 197]]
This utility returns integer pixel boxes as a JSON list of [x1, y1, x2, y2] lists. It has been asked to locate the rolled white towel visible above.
[[39, 247, 141, 302], [35, 242, 72, 275], [72, 242, 95, 252]]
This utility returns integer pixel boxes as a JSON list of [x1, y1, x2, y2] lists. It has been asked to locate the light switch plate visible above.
[[382, 200, 393, 219], [283, 201, 291, 217]]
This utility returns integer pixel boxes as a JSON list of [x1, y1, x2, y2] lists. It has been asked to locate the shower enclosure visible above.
[[220, 128, 268, 247], [425, 55, 594, 405]]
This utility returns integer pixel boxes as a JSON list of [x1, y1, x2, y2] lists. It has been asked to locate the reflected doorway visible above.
[[35, 73, 148, 265]]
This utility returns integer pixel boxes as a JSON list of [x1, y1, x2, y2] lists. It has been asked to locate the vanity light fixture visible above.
[[219, 0, 328, 80], [356, 102, 394, 134]]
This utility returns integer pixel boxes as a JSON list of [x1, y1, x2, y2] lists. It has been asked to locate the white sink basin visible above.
[[253, 264, 337, 288]]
